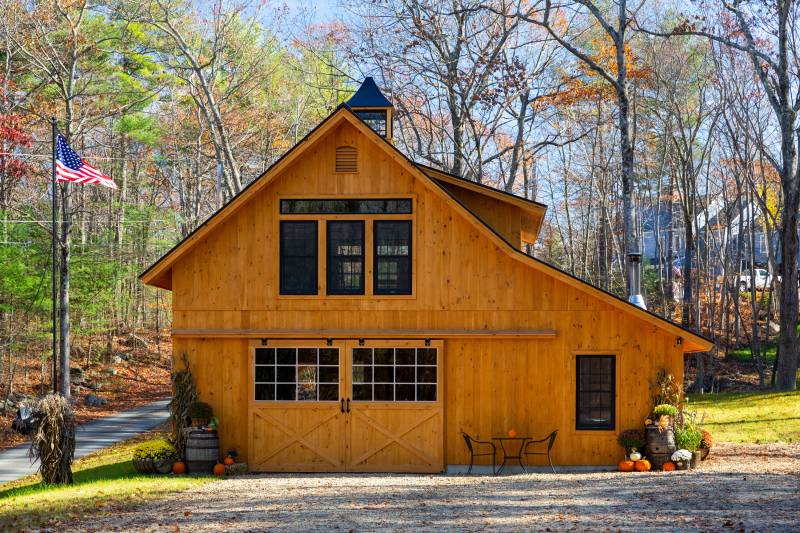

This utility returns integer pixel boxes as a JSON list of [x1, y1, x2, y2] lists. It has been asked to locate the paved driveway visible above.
[[82, 442, 799, 532], [0, 399, 169, 484]]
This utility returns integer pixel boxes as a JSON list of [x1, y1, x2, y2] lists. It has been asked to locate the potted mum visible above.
[[133, 439, 178, 474], [671, 449, 692, 470], [652, 404, 678, 430], [675, 425, 703, 468], [188, 402, 213, 427], [617, 429, 646, 459]]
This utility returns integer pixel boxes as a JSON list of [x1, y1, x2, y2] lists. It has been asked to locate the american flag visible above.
[[55, 134, 117, 189]]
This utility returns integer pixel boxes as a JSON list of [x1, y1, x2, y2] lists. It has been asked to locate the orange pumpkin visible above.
[[662, 461, 676, 472], [213, 463, 226, 476], [223, 456, 235, 466], [172, 461, 186, 475], [618, 460, 635, 472], [508, 429, 517, 438], [634, 459, 651, 472]]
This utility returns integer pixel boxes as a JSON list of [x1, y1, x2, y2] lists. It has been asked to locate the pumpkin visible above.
[[508, 429, 517, 438], [172, 461, 186, 475], [213, 463, 226, 476], [634, 459, 651, 472], [662, 461, 676, 472], [224, 455, 235, 466], [618, 460, 635, 472]]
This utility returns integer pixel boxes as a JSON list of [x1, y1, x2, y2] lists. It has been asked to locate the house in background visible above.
[[141, 78, 711, 473]]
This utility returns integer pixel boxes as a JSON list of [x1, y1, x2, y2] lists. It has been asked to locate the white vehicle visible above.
[[738, 269, 779, 291]]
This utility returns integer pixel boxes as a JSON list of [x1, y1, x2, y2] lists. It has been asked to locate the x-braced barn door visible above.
[[248, 339, 444, 473]]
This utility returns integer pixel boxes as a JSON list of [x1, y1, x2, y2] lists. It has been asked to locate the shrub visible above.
[[700, 430, 714, 449], [653, 404, 678, 417], [29, 394, 76, 484], [617, 429, 646, 452], [675, 427, 703, 452], [133, 439, 177, 462]]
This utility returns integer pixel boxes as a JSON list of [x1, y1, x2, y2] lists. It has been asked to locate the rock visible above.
[[84, 393, 108, 407], [111, 355, 123, 364], [121, 333, 149, 349], [118, 353, 132, 362]]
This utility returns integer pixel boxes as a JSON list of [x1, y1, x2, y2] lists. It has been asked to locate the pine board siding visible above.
[[151, 105, 710, 472]]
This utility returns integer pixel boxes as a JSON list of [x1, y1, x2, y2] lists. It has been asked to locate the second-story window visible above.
[[327, 221, 365, 295], [374, 220, 412, 295], [280, 221, 318, 295]]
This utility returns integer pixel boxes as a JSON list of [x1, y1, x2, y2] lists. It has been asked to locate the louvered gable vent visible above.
[[335, 146, 357, 173]]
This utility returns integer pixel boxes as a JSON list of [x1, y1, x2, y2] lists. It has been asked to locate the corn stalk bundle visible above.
[[169, 353, 197, 459], [28, 394, 76, 484]]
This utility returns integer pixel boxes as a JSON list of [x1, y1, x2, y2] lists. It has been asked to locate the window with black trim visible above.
[[374, 220, 412, 295], [280, 199, 412, 215], [327, 221, 364, 295], [354, 110, 387, 136], [576, 355, 615, 430], [280, 221, 318, 295]]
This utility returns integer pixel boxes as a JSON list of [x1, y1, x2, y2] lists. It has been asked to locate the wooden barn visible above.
[[140, 78, 712, 473]]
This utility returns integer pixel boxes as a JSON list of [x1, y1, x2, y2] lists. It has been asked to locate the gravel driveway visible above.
[[82, 443, 799, 532]]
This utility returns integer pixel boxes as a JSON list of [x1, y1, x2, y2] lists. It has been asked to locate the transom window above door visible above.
[[351, 347, 437, 402]]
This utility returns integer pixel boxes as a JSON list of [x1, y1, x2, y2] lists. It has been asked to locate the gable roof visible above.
[[140, 105, 713, 353], [346, 77, 393, 108]]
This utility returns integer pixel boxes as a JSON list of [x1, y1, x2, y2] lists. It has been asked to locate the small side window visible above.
[[373, 220, 412, 295], [280, 221, 318, 295], [576, 355, 615, 430]]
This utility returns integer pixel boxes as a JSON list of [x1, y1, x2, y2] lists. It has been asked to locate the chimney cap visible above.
[[346, 77, 393, 108]]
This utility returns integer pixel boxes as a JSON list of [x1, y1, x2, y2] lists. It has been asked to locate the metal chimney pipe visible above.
[[628, 252, 646, 309]]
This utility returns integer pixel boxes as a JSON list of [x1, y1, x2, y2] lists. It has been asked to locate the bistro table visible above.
[[492, 436, 530, 474]]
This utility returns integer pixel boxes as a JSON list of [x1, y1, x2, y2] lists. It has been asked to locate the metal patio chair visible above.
[[461, 432, 496, 475], [522, 430, 558, 473]]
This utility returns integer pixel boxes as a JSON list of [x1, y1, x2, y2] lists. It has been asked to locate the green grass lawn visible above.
[[0, 430, 215, 531], [688, 389, 800, 444]]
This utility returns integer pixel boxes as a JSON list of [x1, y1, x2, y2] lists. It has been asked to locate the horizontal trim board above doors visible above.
[[173, 328, 557, 339]]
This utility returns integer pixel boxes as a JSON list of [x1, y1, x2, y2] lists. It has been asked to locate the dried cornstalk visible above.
[[169, 353, 197, 459], [29, 394, 76, 484]]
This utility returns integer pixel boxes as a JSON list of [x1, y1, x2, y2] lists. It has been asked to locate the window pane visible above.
[[297, 382, 316, 401], [280, 199, 412, 214], [327, 221, 364, 295], [417, 384, 437, 402], [280, 221, 317, 295], [374, 384, 393, 401], [277, 348, 296, 365], [255, 348, 275, 365], [417, 366, 437, 383], [353, 384, 372, 401], [374, 366, 393, 383], [374, 348, 393, 365], [396, 384, 415, 401], [417, 348, 437, 365], [319, 348, 339, 365], [319, 366, 339, 383], [277, 366, 295, 383], [395, 348, 414, 365], [255, 384, 275, 401], [298, 348, 317, 365], [354, 110, 387, 136], [352, 365, 371, 383], [255, 366, 275, 382], [395, 366, 414, 383], [353, 348, 372, 365], [276, 384, 296, 401], [297, 366, 316, 383], [319, 384, 339, 401], [374, 221, 411, 295]]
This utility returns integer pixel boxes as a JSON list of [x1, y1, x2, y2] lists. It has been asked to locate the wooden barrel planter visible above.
[[644, 424, 676, 469], [186, 430, 219, 473]]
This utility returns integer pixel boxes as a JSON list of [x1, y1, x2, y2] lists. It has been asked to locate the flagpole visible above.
[[51, 117, 58, 394]]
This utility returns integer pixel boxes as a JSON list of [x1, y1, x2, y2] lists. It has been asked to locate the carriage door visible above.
[[248, 340, 347, 472], [345, 340, 444, 473]]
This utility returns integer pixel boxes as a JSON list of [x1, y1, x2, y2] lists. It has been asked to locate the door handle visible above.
[[346, 398, 351, 413], [340, 398, 345, 413]]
